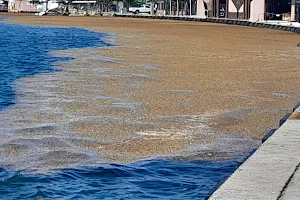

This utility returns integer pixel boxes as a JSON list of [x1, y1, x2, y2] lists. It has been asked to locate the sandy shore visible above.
[[0, 13, 300, 170]]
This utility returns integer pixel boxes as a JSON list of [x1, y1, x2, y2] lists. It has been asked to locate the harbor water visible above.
[[0, 22, 252, 199]]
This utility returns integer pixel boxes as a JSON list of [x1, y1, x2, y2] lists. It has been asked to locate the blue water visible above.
[[0, 22, 247, 199], [0, 22, 111, 110], [0, 160, 243, 200]]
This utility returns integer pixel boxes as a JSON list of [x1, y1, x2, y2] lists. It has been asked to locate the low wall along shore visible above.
[[208, 103, 300, 199], [114, 14, 300, 34]]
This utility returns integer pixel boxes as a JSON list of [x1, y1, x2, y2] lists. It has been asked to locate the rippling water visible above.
[[0, 159, 243, 199], [0, 22, 110, 110], [0, 21, 252, 199]]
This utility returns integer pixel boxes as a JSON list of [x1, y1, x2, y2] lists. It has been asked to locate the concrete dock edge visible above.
[[208, 104, 300, 200]]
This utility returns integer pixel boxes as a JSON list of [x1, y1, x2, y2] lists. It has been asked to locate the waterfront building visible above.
[[196, 0, 299, 21]]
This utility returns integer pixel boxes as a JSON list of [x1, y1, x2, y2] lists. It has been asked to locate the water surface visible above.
[[0, 22, 254, 199], [0, 159, 243, 199], [0, 22, 110, 110]]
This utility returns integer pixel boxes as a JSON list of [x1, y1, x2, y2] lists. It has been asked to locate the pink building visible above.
[[8, 0, 37, 12], [196, 0, 298, 22]]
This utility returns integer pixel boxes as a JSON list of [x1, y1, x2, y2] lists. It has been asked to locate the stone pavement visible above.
[[209, 106, 300, 200]]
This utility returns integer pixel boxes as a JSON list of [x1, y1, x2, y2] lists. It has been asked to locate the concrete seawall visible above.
[[208, 104, 300, 200], [114, 14, 300, 35]]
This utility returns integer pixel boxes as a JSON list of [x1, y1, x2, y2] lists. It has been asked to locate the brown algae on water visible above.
[[2, 16, 300, 171], [0, 46, 259, 171]]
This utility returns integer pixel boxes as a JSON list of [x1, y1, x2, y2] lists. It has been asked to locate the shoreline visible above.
[[0, 13, 300, 169], [209, 104, 300, 200]]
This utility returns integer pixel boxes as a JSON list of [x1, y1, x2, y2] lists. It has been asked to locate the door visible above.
[[219, 0, 226, 18]]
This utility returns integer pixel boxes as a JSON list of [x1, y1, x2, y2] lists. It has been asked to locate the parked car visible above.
[[128, 4, 150, 14]]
